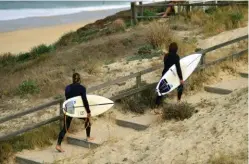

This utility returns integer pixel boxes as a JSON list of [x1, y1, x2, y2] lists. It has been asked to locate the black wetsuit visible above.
[[57, 83, 91, 145], [156, 51, 184, 106]]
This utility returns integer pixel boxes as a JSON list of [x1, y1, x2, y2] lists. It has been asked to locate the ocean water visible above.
[[0, 1, 132, 21]]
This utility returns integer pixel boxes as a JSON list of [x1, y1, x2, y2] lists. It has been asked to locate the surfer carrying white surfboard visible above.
[[155, 42, 184, 106], [56, 72, 94, 152]]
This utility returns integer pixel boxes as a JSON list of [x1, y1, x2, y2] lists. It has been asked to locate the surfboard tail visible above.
[[156, 79, 172, 96]]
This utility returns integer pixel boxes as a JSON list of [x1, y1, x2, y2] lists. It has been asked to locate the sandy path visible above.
[[57, 86, 248, 164], [197, 26, 248, 50]]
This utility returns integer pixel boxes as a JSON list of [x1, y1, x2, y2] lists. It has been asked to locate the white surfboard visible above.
[[62, 95, 114, 118], [156, 53, 202, 96]]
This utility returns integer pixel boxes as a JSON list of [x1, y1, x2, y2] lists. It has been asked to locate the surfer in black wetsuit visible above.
[[155, 42, 184, 107], [56, 73, 94, 152]]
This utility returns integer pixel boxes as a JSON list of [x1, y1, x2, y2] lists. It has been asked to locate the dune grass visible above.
[[126, 44, 162, 61], [0, 28, 147, 99], [170, 5, 248, 37], [0, 44, 54, 70], [208, 150, 248, 164], [145, 20, 197, 55], [162, 102, 196, 121], [54, 18, 131, 48], [119, 81, 156, 114], [0, 122, 59, 164]]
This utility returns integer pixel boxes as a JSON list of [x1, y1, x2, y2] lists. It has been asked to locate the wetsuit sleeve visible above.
[[175, 56, 183, 80], [81, 87, 91, 113], [65, 86, 70, 100]]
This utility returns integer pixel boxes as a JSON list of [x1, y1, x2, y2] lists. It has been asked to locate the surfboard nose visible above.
[[158, 79, 172, 94]]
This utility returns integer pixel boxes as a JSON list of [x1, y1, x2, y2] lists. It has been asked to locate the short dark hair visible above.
[[168, 42, 178, 53], [72, 73, 81, 83]]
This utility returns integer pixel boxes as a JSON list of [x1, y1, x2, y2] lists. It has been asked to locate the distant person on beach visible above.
[[155, 42, 184, 108], [162, 0, 179, 18], [56, 72, 94, 152]]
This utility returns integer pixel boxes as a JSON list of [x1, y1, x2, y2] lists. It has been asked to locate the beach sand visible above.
[[0, 7, 128, 55], [0, 20, 94, 55]]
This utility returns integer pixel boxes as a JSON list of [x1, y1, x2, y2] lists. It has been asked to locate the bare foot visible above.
[[162, 14, 168, 18], [55, 145, 65, 152], [87, 137, 95, 141], [153, 109, 162, 115]]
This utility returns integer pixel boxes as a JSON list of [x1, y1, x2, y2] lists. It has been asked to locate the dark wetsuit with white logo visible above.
[[156, 51, 184, 106]]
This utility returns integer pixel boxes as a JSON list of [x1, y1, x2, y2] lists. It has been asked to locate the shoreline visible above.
[[0, 8, 129, 55]]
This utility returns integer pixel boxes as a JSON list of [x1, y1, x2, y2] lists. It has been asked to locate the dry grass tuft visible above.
[[120, 82, 156, 114], [208, 150, 248, 164], [146, 21, 173, 49], [162, 102, 196, 121], [110, 18, 126, 32], [0, 122, 59, 164]]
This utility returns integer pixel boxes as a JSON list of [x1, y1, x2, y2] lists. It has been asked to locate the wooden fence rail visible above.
[[110, 48, 248, 101], [137, 2, 247, 7], [0, 34, 247, 142], [0, 99, 60, 124], [0, 116, 60, 141]]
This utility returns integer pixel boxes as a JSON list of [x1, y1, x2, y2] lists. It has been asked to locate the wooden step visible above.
[[239, 72, 248, 78], [204, 86, 232, 95], [16, 143, 88, 164], [204, 78, 248, 95], [66, 118, 137, 148], [115, 113, 158, 131]]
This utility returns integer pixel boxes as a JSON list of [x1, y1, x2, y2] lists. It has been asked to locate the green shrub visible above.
[[0, 53, 16, 66], [17, 52, 30, 62], [143, 9, 157, 17], [54, 31, 76, 47], [205, 7, 217, 14], [120, 83, 156, 114], [138, 44, 154, 55], [77, 28, 99, 42], [229, 11, 243, 25], [156, 6, 166, 13], [142, 9, 157, 21], [30, 44, 53, 58], [127, 51, 161, 62], [17, 79, 40, 96]]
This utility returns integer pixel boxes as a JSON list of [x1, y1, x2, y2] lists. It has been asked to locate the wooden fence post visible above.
[[139, 1, 143, 19], [201, 53, 206, 70], [136, 72, 142, 98], [59, 100, 63, 130], [131, 2, 137, 25], [186, 1, 191, 14]]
